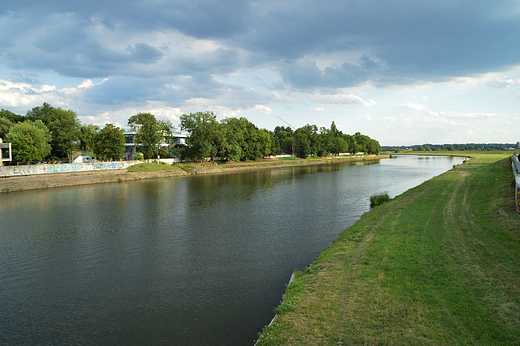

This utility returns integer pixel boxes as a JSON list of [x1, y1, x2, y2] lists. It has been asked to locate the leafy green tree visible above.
[[94, 124, 125, 161], [180, 111, 221, 161], [344, 135, 360, 154], [158, 120, 176, 147], [128, 112, 162, 159], [0, 109, 25, 124], [26, 103, 81, 158], [0, 117, 13, 139], [5, 120, 51, 161], [267, 130, 280, 156], [332, 136, 348, 155], [294, 132, 311, 158], [354, 132, 370, 153], [79, 124, 100, 153], [48, 108, 81, 158], [255, 128, 272, 158], [367, 139, 381, 155]]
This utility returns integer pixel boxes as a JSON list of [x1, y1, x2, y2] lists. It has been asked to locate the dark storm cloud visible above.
[[2, 0, 520, 90]]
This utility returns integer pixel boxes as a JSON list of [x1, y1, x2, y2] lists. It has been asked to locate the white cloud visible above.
[[439, 111, 508, 119], [307, 92, 376, 106], [310, 107, 324, 112], [400, 103, 438, 116], [400, 103, 428, 111]]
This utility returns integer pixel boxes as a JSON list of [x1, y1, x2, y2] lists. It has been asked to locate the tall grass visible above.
[[370, 192, 390, 206]]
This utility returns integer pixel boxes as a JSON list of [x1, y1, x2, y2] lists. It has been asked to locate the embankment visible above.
[[256, 153, 520, 345], [0, 155, 386, 193]]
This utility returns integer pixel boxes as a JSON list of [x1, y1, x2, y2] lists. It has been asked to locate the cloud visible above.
[[1, 1, 520, 145], [400, 103, 439, 116], [308, 92, 376, 106], [486, 78, 515, 89], [439, 111, 508, 119], [400, 103, 429, 111]]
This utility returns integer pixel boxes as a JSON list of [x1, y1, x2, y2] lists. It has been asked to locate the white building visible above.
[[123, 125, 188, 160]]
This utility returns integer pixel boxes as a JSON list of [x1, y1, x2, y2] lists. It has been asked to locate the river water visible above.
[[0, 155, 464, 345]]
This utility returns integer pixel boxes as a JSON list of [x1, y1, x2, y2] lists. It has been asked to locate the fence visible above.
[[512, 155, 520, 212], [0, 160, 139, 178]]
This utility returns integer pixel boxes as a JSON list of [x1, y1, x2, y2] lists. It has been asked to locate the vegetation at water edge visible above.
[[370, 192, 390, 206]]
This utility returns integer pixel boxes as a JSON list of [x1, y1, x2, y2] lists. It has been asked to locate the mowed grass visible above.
[[127, 162, 179, 172], [257, 152, 520, 345]]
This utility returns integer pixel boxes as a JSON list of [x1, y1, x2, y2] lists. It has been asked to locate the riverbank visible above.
[[0, 155, 386, 193], [256, 152, 520, 345]]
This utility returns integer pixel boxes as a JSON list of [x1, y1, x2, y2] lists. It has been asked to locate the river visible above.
[[0, 155, 465, 345]]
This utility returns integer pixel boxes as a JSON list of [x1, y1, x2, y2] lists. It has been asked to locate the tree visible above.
[[353, 132, 370, 153], [0, 117, 13, 139], [79, 124, 100, 153], [332, 136, 348, 155], [0, 109, 25, 124], [5, 121, 51, 161], [158, 120, 176, 147], [294, 132, 311, 158], [128, 112, 162, 159], [26, 103, 81, 158], [366, 139, 381, 155], [94, 124, 125, 161], [180, 111, 221, 161]]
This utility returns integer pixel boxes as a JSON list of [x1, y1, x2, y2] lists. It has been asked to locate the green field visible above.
[[257, 152, 520, 345]]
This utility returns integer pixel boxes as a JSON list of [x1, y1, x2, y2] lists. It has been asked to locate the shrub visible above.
[[134, 152, 144, 161], [370, 192, 390, 207]]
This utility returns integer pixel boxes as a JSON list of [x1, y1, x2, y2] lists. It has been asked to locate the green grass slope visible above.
[[257, 153, 520, 345]]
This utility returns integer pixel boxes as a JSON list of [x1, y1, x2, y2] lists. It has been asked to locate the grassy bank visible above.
[[257, 152, 520, 345]]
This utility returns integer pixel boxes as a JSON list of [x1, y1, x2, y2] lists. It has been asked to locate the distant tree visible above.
[[281, 137, 294, 155], [26, 103, 81, 158], [79, 124, 100, 153], [0, 109, 25, 124], [5, 120, 52, 161], [294, 132, 311, 158], [256, 128, 273, 158], [94, 124, 125, 161], [332, 136, 348, 155], [180, 111, 221, 161], [158, 120, 176, 147], [367, 139, 381, 155], [344, 135, 359, 154], [128, 112, 161, 159], [354, 132, 370, 152], [0, 117, 13, 139]]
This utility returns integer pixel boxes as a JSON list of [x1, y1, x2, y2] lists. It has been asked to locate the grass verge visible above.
[[127, 162, 177, 172], [256, 152, 520, 345]]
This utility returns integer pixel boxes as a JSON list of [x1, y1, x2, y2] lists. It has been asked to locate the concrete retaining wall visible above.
[[0, 161, 140, 178]]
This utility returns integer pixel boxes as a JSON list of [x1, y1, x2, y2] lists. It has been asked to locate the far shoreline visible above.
[[0, 155, 388, 193]]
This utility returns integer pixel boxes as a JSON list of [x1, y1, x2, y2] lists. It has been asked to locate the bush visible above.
[[134, 152, 144, 161], [370, 192, 390, 207]]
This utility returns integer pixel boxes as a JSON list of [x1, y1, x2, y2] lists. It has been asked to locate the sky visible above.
[[1, 0, 520, 146]]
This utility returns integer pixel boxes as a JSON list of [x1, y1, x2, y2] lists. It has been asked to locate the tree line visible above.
[[383, 143, 517, 152], [0, 104, 176, 162], [0, 104, 381, 163], [179, 111, 381, 161]]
